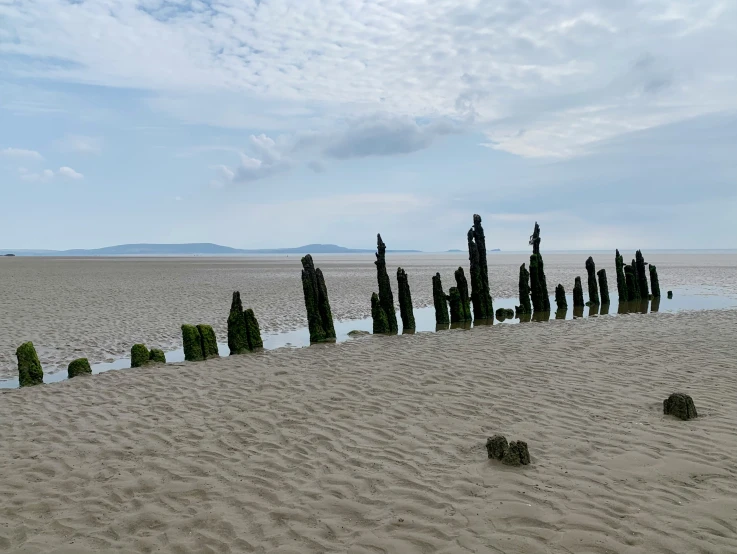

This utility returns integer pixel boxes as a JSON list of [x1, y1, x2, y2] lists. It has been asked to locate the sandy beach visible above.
[[1, 307, 736, 553], [2, 252, 736, 377]]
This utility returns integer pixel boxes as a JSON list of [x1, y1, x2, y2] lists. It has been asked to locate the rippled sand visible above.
[[1, 252, 736, 377], [1, 309, 736, 553]]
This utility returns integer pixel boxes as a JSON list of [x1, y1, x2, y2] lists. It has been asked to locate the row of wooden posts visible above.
[[13, 213, 665, 386]]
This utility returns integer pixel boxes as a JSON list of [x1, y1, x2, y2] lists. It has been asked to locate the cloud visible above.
[[58, 166, 84, 179], [18, 168, 54, 182], [55, 134, 103, 155], [320, 118, 460, 160], [18, 166, 84, 181], [1, 148, 44, 161], [218, 115, 462, 184], [2, 0, 735, 158]]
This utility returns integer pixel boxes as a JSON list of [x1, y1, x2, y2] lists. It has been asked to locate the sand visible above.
[[1, 308, 736, 553], [2, 252, 736, 377]]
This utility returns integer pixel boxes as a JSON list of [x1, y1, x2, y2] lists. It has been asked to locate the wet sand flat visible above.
[[1, 309, 736, 553], [1, 252, 736, 377]]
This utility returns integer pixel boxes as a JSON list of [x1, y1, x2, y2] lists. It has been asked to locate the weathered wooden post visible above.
[[615, 249, 628, 302], [396, 267, 415, 331], [432, 273, 450, 325], [301, 254, 336, 342], [518, 263, 531, 315], [573, 277, 585, 307], [467, 215, 493, 320], [585, 257, 600, 305], [16, 342, 43, 387], [372, 234, 398, 334], [529, 223, 550, 312], [68, 358, 92, 379], [597, 269, 610, 305]]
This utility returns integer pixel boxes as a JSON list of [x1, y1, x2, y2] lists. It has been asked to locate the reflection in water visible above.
[[651, 297, 660, 313], [450, 321, 472, 330], [588, 304, 599, 318], [573, 306, 584, 318], [532, 311, 550, 322], [600, 303, 610, 316], [435, 323, 450, 331], [473, 318, 493, 327], [555, 308, 567, 320], [518, 312, 532, 323], [402, 328, 416, 335]]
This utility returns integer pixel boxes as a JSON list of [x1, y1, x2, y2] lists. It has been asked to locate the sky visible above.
[[1, 0, 735, 251]]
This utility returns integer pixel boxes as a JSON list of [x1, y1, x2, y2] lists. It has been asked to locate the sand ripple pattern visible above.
[[1, 309, 736, 553]]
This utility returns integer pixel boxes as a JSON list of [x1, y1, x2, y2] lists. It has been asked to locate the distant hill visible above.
[[0, 243, 423, 256]]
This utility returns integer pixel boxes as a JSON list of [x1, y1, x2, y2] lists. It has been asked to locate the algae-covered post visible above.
[[228, 292, 250, 355], [68, 358, 91, 379], [518, 263, 532, 315], [243, 309, 264, 350], [197, 324, 219, 359], [371, 292, 390, 334], [374, 234, 398, 333], [130, 343, 150, 368], [149, 349, 166, 364], [555, 284, 567, 310], [585, 257, 600, 305], [597, 269, 610, 305], [529, 222, 551, 312], [635, 250, 650, 298], [301, 254, 336, 342], [454, 267, 472, 322], [448, 287, 464, 323], [16, 341, 43, 387], [649, 265, 661, 298], [573, 277, 585, 308], [615, 249, 628, 302], [181, 325, 204, 362], [432, 273, 450, 325], [625, 264, 640, 300], [396, 267, 415, 331], [467, 215, 493, 320]]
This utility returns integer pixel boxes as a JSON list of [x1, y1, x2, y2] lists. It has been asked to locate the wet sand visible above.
[[1, 252, 736, 377], [1, 309, 736, 553]]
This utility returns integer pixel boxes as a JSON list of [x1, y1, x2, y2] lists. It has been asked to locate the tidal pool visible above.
[[2, 287, 735, 389]]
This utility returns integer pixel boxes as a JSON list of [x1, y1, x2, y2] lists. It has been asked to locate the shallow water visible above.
[[1, 287, 734, 389]]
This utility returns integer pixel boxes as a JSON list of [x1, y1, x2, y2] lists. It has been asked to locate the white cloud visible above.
[[18, 166, 84, 181], [55, 134, 103, 155], [1, 0, 735, 157], [18, 167, 54, 182], [58, 166, 84, 179], [1, 148, 44, 161]]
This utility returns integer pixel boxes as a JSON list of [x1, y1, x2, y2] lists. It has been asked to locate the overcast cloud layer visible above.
[[1, 0, 735, 250]]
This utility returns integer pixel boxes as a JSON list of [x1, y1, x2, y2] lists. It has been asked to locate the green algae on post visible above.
[[16, 341, 43, 387], [301, 254, 336, 343], [585, 256, 600, 305], [396, 267, 416, 331], [432, 272, 450, 325], [371, 292, 390, 334], [573, 277, 585, 308], [67, 358, 91, 379], [197, 324, 219, 359], [467, 215, 493, 320], [649, 265, 661, 298], [244, 309, 263, 350], [149, 349, 166, 364], [518, 263, 531, 315], [597, 269, 611, 305], [615, 249, 628, 302], [374, 234, 398, 334], [228, 292, 250, 354], [454, 267, 472, 322], [130, 343, 150, 368], [181, 325, 204, 362], [448, 286, 464, 324]]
